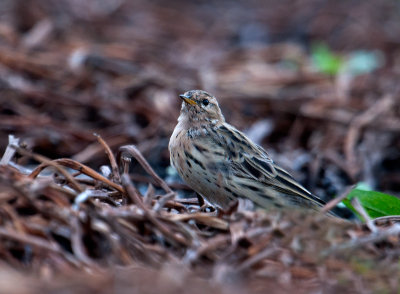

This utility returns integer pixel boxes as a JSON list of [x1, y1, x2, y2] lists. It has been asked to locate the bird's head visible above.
[[178, 90, 225, 125]]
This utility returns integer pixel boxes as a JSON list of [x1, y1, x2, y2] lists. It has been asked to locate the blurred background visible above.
[[1, 0, 400, 201]]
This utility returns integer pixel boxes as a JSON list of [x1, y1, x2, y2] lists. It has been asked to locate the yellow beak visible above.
[[179, 94, 197, 106]]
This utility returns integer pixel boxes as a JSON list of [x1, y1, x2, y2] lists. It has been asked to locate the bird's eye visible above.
[[202, 99, 209, 106]]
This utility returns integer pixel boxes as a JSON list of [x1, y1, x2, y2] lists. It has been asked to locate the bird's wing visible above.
[[214, 123, 326, 207]]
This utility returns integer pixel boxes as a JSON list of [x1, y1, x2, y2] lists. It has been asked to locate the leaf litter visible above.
[[0, 0, 400, 293]]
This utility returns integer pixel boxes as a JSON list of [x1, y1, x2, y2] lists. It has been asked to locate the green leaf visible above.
[[311, 43, 343, 75], [343, 189, 400, 220]]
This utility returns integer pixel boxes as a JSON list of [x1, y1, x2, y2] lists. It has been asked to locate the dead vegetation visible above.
[[0, 0, 400, 293]]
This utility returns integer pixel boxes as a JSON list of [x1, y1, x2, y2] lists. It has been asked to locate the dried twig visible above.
[[0, 227, 62, 254], [94, 133, 121, 183], [121, 174, 189, 246], [323, 224, 400, 256], [344, 95, 394, 178], [29, 158, 124, 193], [0, 135, 20, 166], [321, 185, 355, 214], [12, 146, 84, 193], [117, 145, 174, 194]]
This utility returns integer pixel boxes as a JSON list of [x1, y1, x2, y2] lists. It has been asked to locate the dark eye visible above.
[[202, 99, 209, 106]]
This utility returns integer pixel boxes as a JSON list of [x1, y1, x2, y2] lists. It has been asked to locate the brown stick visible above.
[[344, 95, 394, 178], [117, 145, 174, 194], [0, 227, 62, 254], [323, 224, 400, 256], [13, 146, 84, 193], [121, 174, 189, 246], [321, 185, 355, 214], [29, 158, 124, 193], [94, 133, 121, 183]]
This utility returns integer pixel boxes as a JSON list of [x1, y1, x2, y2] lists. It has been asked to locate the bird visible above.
[[169, 89, 327, 212]]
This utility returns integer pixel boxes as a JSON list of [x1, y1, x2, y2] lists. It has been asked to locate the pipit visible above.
[[169, 90, 326, 211]]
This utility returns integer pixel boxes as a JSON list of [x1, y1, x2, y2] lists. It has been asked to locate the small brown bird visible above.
[[169, 90, 326, 211]]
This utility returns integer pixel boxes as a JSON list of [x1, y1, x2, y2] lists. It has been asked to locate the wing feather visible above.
[[215, 123, 326, 207]]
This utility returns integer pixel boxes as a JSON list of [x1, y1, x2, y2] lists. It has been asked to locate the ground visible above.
[[0, 0, 399, 293]]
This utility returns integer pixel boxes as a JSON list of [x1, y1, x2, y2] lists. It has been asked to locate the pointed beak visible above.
[[179, 94, 197, 106]]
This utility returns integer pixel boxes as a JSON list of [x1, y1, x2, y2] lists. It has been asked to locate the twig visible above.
[[94, 133, 121, 183], [344, 95, 394, 178], [117, 145, 174, 194], [0, 135, 20, 166], [321, 185, 355, 214], [29, 158, 124, 193], [70, 214, 98, 266], [167, 212, 229, 230], [187, 235, 231, 263], [373, 215, 400, 224], [236, 247, 279, 272], [351, 197, 377, 232], [121, 174, 189, 246], [0, 227, 62, 253], [153, 191, 176, 212], [121, 157, 131, 175], [12, 146, 84, 193], [322, 223, 400, 256]]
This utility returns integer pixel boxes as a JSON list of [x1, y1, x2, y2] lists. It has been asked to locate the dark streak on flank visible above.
[[232, 192, 240, 198], [194, 158, 206, 170], [258, 193, 274, 201], [227, 195, 235, 201], [194, 144, 208, 153], [184, 151, 194, 160], [184, 151, 206, 170], [186, 160, 192, 168], [241, 184, 261, 192], [224, 186, 233, 193]]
